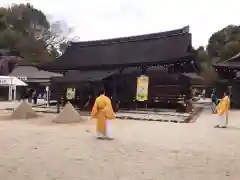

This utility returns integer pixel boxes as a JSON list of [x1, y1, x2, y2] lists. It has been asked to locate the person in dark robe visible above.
[[27, 88, 33, 103], [211, 90, 218, 114], [32, 90, 38, 104]]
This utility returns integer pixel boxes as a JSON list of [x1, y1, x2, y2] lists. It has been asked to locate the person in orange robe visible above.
[[215, 92, 230, 128], [91, 89, 115, 140]]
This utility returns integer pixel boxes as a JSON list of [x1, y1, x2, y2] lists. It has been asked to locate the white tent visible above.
[[0, 76, 28, 100], [0, 76, 27, 86]]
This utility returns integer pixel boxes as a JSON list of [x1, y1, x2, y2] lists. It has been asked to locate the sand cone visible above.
[[52, 102, 84, 124], [10, 101, 37, 119]]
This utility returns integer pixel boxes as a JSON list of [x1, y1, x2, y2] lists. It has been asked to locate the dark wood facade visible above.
[[213, 52, 240, 107], [40, 26, 199, 111]]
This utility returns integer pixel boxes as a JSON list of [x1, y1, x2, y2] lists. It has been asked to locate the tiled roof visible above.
[[213, 52, 240, 69], [40, 26, 193, 70], [9, 66, 62, 79], [51, 70, 117, 83]]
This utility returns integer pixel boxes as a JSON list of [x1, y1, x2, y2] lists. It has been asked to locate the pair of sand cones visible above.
[[10, 101, 84, 123]]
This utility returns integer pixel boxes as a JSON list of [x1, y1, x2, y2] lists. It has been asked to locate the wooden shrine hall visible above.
[[213, 52, 240, 107], [39, 26, 200, 111]]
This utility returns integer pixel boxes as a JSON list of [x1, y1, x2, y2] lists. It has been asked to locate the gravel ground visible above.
[[0, 102, 239, 180]]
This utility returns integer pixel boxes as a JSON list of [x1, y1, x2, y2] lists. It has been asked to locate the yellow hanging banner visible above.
[[136, 75, 149, 101], [66, 88, 76, 100]]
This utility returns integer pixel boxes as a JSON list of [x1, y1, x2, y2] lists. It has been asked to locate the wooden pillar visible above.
[[145, 102, 148, 109], [93, 83, 96, 98], [112, 75, 117, 111], [56, 95, 60, 113], [73, 86, 76, 108], [92, 83, 97, 108], [64, 87, 68, 106], [46, 85, 50, 107], [56, 83, 61, 113]]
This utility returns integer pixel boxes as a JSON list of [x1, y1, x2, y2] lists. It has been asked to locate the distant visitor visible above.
[[211, 90, 218, 114]]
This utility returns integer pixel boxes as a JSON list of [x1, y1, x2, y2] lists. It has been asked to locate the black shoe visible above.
[[220, 126, 227, 128], [214, 125, 220, 128], [96, 137, 105, 140]]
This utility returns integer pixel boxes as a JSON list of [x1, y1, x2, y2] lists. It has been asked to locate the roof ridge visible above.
[[70, 26, 190, 47], [226, 51, 240, 62]]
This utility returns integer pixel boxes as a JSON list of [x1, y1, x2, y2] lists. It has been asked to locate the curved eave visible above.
[[191, 52, 201, 72], [71, 26, 190, 47], [38, 54, 194, 71], [213, 62, 240, 71]]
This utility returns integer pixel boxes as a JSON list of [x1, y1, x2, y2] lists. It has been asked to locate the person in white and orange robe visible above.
[[215, 92, 230, 128], [91, 90, 115, 140]]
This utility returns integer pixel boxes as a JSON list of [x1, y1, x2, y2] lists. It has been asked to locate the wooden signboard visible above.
[[66, 88, 76, 100], [136, 75, 149, 101]]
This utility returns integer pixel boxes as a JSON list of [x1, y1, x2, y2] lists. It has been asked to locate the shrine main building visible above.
[[40, 26, 200, 110]]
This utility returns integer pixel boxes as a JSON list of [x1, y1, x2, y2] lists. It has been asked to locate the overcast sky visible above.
[[1, 0, 240, 48]]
